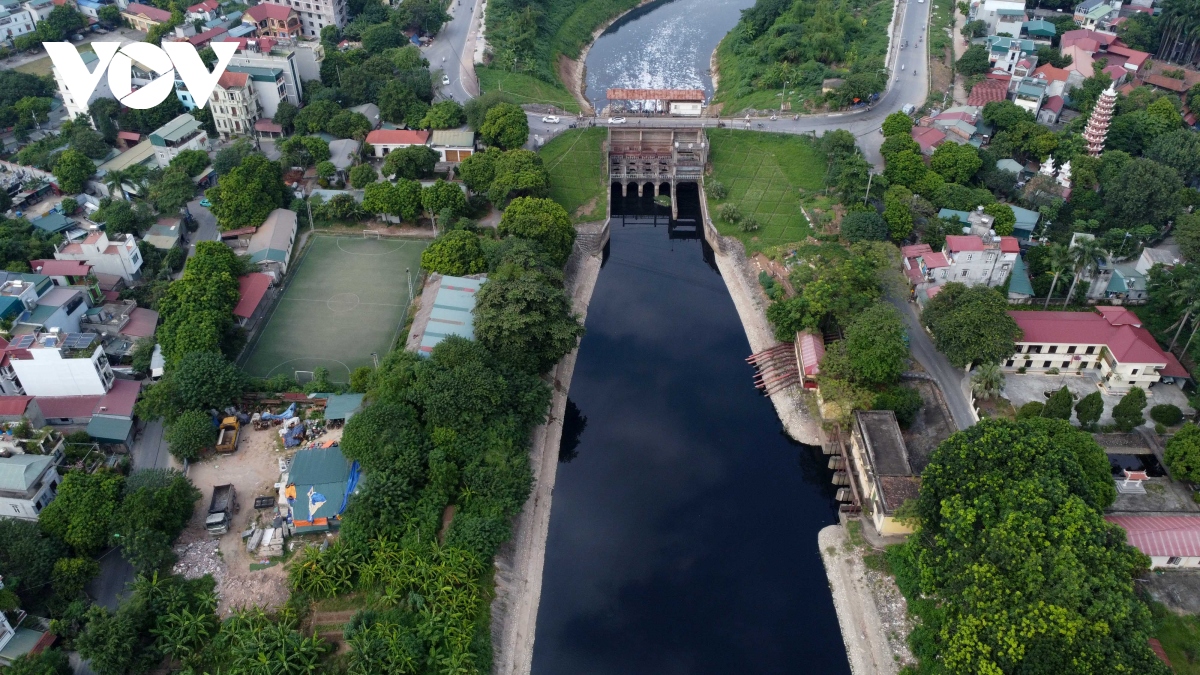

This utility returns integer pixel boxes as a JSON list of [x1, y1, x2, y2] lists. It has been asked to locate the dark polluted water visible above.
[[530, 186, 850, 674]]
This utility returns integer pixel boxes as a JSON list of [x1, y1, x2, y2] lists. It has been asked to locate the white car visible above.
[[542, 115, 560, 124], [608, 117, 627, 124], [441, 75, 450, 85]]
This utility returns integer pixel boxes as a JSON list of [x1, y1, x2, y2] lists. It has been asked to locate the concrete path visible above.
[[819, 525, 903, 675], [887, 291, 975, 431]]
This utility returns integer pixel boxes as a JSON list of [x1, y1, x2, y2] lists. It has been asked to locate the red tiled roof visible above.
[[101, 290, 120, 303], [244, 3, 294, 21], [189, 26, 227, 47], [1032, 64, 1070, 83], [187, 0, 218, 12], [926, 285, 945, 299], [911, 126, 946, 152], [121, 308, 158, 339], [999, 236, 1020, 253], [796, 331, 825, 377], [123, 2, 172, 22], [95, 379, 139, 418], [1009, 310, 1182, 368], [905, 262, 925, 284], [1042, 95, 1064, 113], [254, 119, 284, 133], [117, 131, 141, 142], [36, 395, 103, 419], [1146, 74, 1188, 92], [1060, 29, 1118, 51], [221, 226, 258, 239], [1107, 44, 1149, 68], [0, 396, 33, 416], [967, 79, 1008, 106], [1102, 64, 1127, 80], [923, 252, 950, 268], [986, 72, 1013, 83], [30, 259, 91, 276], [366, 129, 430, 146], [945, 235, 984, 252], [901, 244, 933, 258], [235, 273, 272, 319], [1107, 515, 1200, 558], [1096, 306, 1141, 326], [216, 70, 249, 89]]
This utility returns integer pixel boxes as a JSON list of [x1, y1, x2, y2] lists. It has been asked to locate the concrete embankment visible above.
[[819, 525, 907, 675], [557, 0, 660, 115]]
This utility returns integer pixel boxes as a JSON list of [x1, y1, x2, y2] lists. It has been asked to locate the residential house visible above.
[[0, 396, 43, 428], [234, 272, 272, 329], [846, 410, 920, 537], [1073, 0, 1121, 30], [911, 126, 946, 155], [968, 78, 1009, 106], [1007, 254, 1036, 302], [974, 0, 1027, 35], [1038, 95, 1064, 124], [1022, 18, 1056, 40], [93, 140, 157, 199], [327, 139, 358, 177], [29, 212, 75, 238], [430, 130, 475, 163], [1059, 27, 1119, 52], [281, 444, 359, 534], [0, 447, 62, 521], [1105, 43, 1151, 75], [142, 219, 182, 250], [1059, 45, 1095, 78], [1009, 204, 1040, 239], [261, 0, 348, 38], [226, 38, 325, 113], [177, 24, 227, 48], [1013, 77, 1048, 115], [80, 299, 158, 361], [0, 276, 49, 341], [247, 209, 297, 276], [1137, 247, 1181, 275], [1106, 516, 1200, 568], [53, 41, 116, 119], [367, 129, 431, 158], [17, 287, 88, 334], [242, 3, 300, 39], [149, 114, 208, 168], [0, 1, 35, 48], [0, 586, 52, 665], [350, 103, 380, 130], [185, 0, 218, 21], [1004, 306, 1189, 391], [1105, 263, 1148, 304], [121, 1, 170, 31], [209, 71, 261, 140], [996, 158, 1026, 176], [987, 36, 1038, 73], [53, 229, 142, 283], [942, 233, 1021, 287], [1031, 63, 1084, 97], [4, 330, 112, 396], [408, 275, 483, 356]]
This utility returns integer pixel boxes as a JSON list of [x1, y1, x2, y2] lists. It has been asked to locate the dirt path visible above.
[[952, 6, 968, 105], [490, 222, 605, 675]]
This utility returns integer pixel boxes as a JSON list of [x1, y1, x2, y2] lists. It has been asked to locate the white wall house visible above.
[[265, 0, 347, 37], [366, 129, 430, 158], [6, 332, 115, 397], [149, 114, 208, 168], [209, 70, 261, 140], [974, 0, 1026, 34], [53, 230, 142, 283], [0, 449, 62, 521], [1107, 516, 1200, 569], [0, 1, 35, 47]]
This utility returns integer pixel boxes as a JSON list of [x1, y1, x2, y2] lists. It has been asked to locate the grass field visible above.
[[1151, 601, 1200, 673], [477, 67, 580, 112], [241, 235, 427, 383], [539, 127, 607, 223], [705, 129, 827, 253]]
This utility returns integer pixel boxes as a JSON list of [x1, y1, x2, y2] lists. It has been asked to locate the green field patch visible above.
[[538, 126, 607, 223], [477, 67, 580, 112]]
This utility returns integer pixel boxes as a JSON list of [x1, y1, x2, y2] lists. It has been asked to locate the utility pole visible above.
[[863, 173, 874, 206]]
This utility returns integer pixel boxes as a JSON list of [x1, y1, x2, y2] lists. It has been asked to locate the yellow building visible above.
[[847, 410, 919, 537]]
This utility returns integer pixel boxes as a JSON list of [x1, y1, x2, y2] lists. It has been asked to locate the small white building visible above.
[[1136, 247, 1182, 275], [430, 130, 475, 164], [974, 0, 1027, 35], [54, 229, 142, 283], [5, 331, 113, 397], [0, 1, 35, 48], [1107, 515, 1200, 568], [149, 114, 209, 168], [0, 447, 62, 521], [366, 129, 430, 158]]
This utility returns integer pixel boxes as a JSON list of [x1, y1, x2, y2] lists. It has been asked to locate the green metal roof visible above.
[[25, 304, 57, 325], [227, 65, 284, 82], [0, 628, 47, 662], [248, 249, 287, 264], [150, 114, 203, 147], [1008, 255, 1035, 296], [1010, 205, 1040, 230], [324, 393, 364, 421], [0, 296, 23, 320], [87, 415, 134, 443], [31, 211, 73, 234], [996, 159, 1024, 174], [938, 209, 971, 222], [1024, 19, 1056, 36], [1107, 263, 1145, 294], [0, 454, 54, 492], [419, 275, 484, 355], [288, 445, 353, 523]]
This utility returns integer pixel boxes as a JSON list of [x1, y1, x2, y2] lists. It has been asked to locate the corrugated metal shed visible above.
[[606, 88, 705, 101], [419, 275, 484, 355], [324, 393, 364, 421]]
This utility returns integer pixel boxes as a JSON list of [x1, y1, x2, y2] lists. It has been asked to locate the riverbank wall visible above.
[[489, 219, 606, 675]]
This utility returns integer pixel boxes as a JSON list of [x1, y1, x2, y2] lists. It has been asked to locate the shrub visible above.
[[874, 386, 923, 428], [718, 203, 742, 223], [1042, 386, 1073, 420], [1150, 403, 1183, 426], [706, 180, 728, 200], [1016, 401, 1044, 419], [1075, 391, 1104, 430], [1112, 387, 1147, 431], [739, 216, 760, 232]]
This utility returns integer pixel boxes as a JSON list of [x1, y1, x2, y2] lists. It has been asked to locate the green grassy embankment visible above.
[[538, 127, 607, 223], [477, 67, 580, 112]]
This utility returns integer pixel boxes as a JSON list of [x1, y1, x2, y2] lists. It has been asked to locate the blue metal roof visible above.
[[938, 208, 971, 222], [418, 275, 484, 355], [1008, 255, 1035, 296]]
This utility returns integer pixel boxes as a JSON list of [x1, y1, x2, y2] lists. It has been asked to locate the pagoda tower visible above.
[[1084, 83, 1117, 157]]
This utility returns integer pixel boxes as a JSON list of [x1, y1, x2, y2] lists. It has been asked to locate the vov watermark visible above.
[[45, 41, 238, 112]]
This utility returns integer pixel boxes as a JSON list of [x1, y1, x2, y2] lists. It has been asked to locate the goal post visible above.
[[362, 230, 382, 239], [295, 370, 315, 385]]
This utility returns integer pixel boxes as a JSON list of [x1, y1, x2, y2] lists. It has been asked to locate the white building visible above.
[[53, 229, 143, 283], [4, 331, 114, 397], [0, 447, 62, 521], [53, 50, 115, 121], [210, 70, 261, 140], [0, 1, 34, 47], [940, 233, 1020, 287], [973, 0, 1026, 34], [263, 0, 347, 38], [22, 0, 52, 22], [149, 113, 208, 167], [366, 129, 430, 158], [185, 0, 219, 22], [225, 38, 324, 112]]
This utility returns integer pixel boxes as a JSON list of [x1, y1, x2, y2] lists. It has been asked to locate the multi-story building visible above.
[[1073, 0, 1121, 30], [1004, 307, 1189, 392], [53, 229, 143, 283], [224, 38, 324, 112], [149, 113, 208, 167], [265, 0, 347, 38], [973, 0, 1026, 35], [22, 0, 52, 22], [186, 0, 218, 22], [209, 71, 261, 140], [54, 50, 114, 120], [4, 330, 114, 397], [0, 1, 34, 47], [846, 410, 919, 537], [242, 3, 300, 39], [0, 442, 62, 521], [121, 1, 171, 31]]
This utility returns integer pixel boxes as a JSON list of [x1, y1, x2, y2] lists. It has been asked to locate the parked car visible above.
[[199, 198, 211, 207], [542, 115, 560, 124], [608, 117, 627, 124]]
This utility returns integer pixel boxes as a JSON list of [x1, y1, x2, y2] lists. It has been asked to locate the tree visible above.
[[480, 102, 529, 150], [982, 202, 1016, 236], [464, 90, 504, 130], [75, 605, 148, 675], [98, 4, 121, 24], [421, 230, 486, 275], [212, 138, 255, 175], [845, 303, 909, 385], [273, 100, 299, 133], [1105, 157, 1183, 230], [1165, 423, 1200, 483], [883, 150, 927, 188], [0, 519, 67, 606], [52, 149, 94, 194], [458, 148, 498, 193], [1147, 129, 1200, 183], [383, 144, 439, 180], [1063, 236, 1108, 307], [3, 649, 72, 675], [205, 154, 286, 230], [840, 210, 887, 242], [52, 557, 98, 598], [1112, 386, 1147, 431], [922, 283, 1023, 367], [1040, 242, 1071, 308], [881, 112, 914, 137], [488, 149, 550, 205], [1151, 403, 1183, 426], [377, 81, 429, 127], [498, 197, 576, 267], [171, 351, 244, 411], [962, 18, 988, 37], [956, 44, 991, 76], [349, 164, 377, 189], [930, 142, 982, 184], [420, 179, 466, 228], [165, 410, 216, 462], [291, 99, 340, 134], [315, 160, 336, 180], [473, 265, 585, 373], [325, 111, 371, 139], [280, 135, 331, 168], [1042, 386, 1074, 420], [970, 362, 1004, 400], [362, 179, 422, 222], [1075, 391, 1104, 430], [168, 149, 210, 177], [882, 185, 914, 240], [148, 169, 195, 213], [38, 471, 124, 556], [422, 100, 465, 129]]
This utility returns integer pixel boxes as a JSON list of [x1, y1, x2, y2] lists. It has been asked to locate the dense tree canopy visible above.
[[473, 264, 585, 373], [205, 154, 286, 230], [922, 283, 1022, 367], [479, 102, 529, 150], [497, 197, 576, 266], [421, 229, 488, 276]]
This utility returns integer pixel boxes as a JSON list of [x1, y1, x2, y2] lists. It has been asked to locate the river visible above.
[[582, 0, 755, 113], [530, 187, 850, 674]]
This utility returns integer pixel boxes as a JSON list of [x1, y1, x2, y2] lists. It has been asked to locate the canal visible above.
[[530, 187, 850, 673], [582, 0, 755, 112]]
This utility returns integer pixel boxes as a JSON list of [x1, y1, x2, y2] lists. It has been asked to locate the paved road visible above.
[[888, 292, 976, 430], [178, 197, 220, 276], [423, 0, 483, 102]]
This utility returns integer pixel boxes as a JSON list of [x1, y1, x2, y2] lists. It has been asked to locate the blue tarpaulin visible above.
[[262, 403, 295, 421]]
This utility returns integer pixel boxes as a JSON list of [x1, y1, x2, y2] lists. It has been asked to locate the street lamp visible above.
[[780, 80, 789, 114]]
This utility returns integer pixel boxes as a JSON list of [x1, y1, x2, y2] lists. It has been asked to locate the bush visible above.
[[1042, 386, 1073, 420], [706, 180, 728, 200], [874, 386, 923, 428], [1075, 391, 1104, 430], [1016, 401, 1045, 419], [1112, 386, 1147, 431], [739, 216, 760, 232], [841, 210, 888, 242], [1150, 404, 1183, 426], [718, 203, 742, 223]]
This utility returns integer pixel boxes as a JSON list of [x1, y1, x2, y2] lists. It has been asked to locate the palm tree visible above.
[[1168, 276, 1200, 352], [971, 363, 1005, 400], [1063, 237, 1108, 307], [1043, 243, 1071, 309]]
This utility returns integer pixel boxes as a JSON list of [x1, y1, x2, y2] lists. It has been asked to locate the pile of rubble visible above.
[[172, 539, 225, 582]]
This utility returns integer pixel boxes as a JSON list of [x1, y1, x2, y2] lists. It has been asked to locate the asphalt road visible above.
[[422, 0, 482, 102], [888, 292, 976, 431]]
